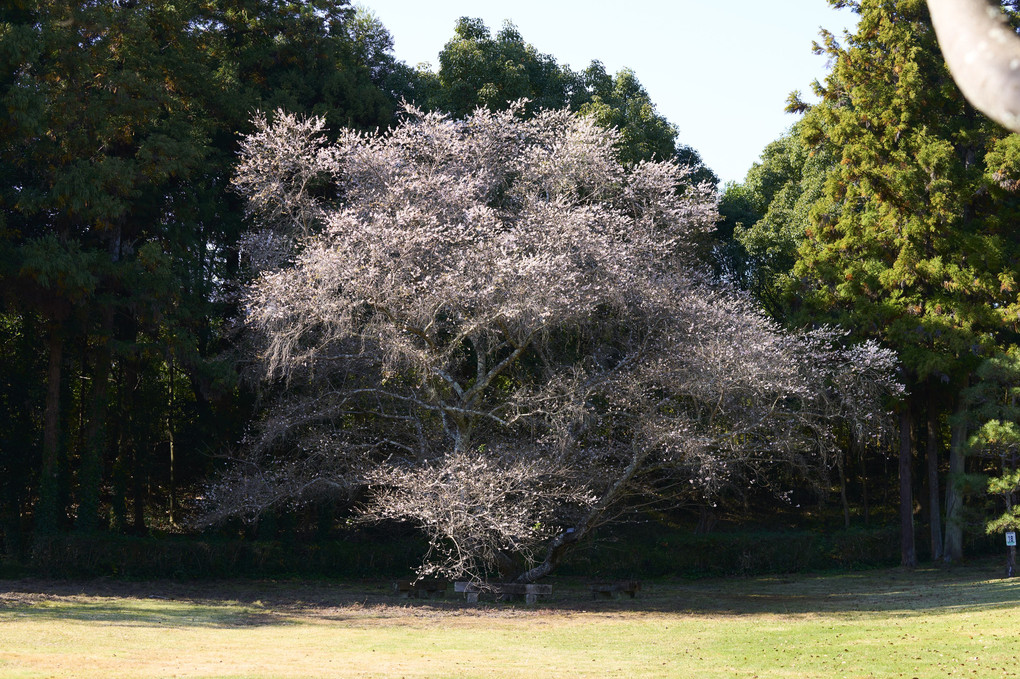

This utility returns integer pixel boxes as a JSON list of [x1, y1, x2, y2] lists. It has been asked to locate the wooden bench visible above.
[[454, 581, 552, 604], [393, 579, 449, 599], [590, 580, 642, 599]]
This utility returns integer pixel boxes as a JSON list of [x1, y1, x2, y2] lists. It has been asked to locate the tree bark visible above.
[[167, 353, 177, 526], [2, 314, 38, 555], [927, 388, 944, 561], [76, 308, 114, 533], [838, 454, 851, 529], [130, 378, 148, 537], [900, 407, 918, 568], [856, 434, 870, 526], [1006, 485, 1017, 578], [516, 448, 647, 583], [944, 384, 969, 564], [110, 363, 128, 532], [36, 327, 65, 535]]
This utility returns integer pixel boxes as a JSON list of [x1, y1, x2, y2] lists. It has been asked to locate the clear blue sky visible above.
[[359, 1, 859, 186]]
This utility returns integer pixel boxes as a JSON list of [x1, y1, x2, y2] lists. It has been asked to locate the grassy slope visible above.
[[1, 561, 1019, 678]]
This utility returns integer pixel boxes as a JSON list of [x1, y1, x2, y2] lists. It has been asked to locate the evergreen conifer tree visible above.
[[793, 0, 1020, 565]]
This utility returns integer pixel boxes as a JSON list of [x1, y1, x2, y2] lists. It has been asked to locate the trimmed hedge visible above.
[[25, 532, 429, 580], [12, 524, 1001, 581], [558, 525, 902, 578]]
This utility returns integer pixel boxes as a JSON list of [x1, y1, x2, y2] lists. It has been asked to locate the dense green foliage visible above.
[[797, 0, 1020, 566], [959, 352, 1020, 535], [716, 121, 833, 316], [793, 1, 1019, 380], [420, 17, 717, 183], [0, 0, 395, 553], [429, 17, 586, 117], [721, 0, 1020, 566]]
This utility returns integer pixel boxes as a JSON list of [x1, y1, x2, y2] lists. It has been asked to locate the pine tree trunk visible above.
[[167, 354, 177, 527], [132, 438, 148, 536], [944, 385, 969, 564], [927, 390, 944, 561], [36, 328, 65, 535], [2, 314, 37, 556], [128, 354, 148, 537], [838, 454, 851, 529], [76, 308, 114, 533], [1006, 485, 1017, 578], [900, 407, 918, 568], [857, 434, 870, 525]]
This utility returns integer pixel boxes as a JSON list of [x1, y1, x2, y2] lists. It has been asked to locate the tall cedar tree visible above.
[[0, 0, 396, 545], [1, 0, 218, 535], [793, 0, 1020, 565]]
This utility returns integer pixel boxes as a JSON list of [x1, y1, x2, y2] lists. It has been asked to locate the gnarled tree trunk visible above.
[[516, 449, 648, 583]]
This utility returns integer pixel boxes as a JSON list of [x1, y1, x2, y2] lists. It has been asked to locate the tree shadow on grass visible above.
[[1, 557, 1018, 625], [0, 595, 292, 628], [533, 556, 1018, 615], [646, 563, 1020, 617]]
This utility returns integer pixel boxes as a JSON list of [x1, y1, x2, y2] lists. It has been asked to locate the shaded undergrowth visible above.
[[2, 556, 1016, 623]]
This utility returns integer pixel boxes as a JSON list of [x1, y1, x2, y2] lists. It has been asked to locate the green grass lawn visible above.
[[2, 560, 1019, 678]]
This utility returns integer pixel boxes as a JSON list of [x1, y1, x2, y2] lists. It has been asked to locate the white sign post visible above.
[[1007, 532, 1017, 547]]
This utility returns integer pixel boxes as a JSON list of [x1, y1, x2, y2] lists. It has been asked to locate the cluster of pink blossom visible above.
[[205, 104, 900, 581]]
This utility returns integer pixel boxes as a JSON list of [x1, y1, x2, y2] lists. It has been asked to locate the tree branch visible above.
[[928, 0, 1020, 131]]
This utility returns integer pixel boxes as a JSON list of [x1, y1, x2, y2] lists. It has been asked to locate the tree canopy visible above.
[[419, 18, 718, 184], [206, 104, 900, 581]]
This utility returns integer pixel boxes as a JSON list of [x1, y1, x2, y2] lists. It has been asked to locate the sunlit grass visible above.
[[2, 561, 1020, 678]]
